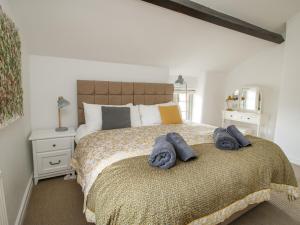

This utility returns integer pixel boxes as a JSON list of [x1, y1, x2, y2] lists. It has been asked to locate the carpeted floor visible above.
[[23, 167, 300, 225]]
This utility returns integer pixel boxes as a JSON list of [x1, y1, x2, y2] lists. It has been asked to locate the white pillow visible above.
[[139, 104, 161, 126], [83, 103, 133, 131], [75, 124, 95, 144], [139, 102, 180, 126], [157, 101, 176, 106], [130, 105, 142, 127]]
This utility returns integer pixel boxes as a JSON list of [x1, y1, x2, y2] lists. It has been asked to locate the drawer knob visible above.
[[52, 144, 56, 147], [49, 160, 61, 166]]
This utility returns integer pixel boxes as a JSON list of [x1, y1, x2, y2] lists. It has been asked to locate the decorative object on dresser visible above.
[[225, 95, 234, 111], [223, 87, 262, 136], [0, 6, 23, 129], [29, 128, 76, 185], [55, 96, 70, 132]]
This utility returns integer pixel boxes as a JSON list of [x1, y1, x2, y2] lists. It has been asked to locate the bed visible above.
[[71, 80, 299, 225]]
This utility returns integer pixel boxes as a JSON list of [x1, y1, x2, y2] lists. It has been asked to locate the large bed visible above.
[[71, 80, 299, 225]]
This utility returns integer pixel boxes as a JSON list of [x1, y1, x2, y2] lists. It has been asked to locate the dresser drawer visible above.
[[240, 114, 259, 124], [224, 111, 238, 120], [37, 150, 71, 175], [35, 137, 72, 153]]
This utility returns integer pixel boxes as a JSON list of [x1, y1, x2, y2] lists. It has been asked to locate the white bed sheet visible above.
[[75, 124, 96, 144]]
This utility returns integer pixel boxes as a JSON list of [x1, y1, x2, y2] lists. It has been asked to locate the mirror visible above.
[[239, 87, 262, 112], [233, 89, 240, 99], [232, 89, 240, 110]]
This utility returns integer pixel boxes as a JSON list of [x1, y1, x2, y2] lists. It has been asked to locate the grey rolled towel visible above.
[[213, 128, 240, 150], [148, 135, 177, 169], [166, 132, 196, 161], [227, 125, 251, 147]]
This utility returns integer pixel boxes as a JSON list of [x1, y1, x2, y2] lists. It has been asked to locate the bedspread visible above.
[[71, 124, 215, 210], [86, 136, 298, 225]]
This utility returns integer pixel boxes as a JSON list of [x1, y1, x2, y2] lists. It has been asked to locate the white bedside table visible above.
[[29, 128, 77, 185]]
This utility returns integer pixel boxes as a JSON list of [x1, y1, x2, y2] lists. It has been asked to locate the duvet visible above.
[[71, 124, 299, 225]]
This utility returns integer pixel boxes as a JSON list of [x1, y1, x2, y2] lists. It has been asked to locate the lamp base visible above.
[[55, 127, 68, 132]]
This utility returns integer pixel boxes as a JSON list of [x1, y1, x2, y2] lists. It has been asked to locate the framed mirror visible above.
[[239, 87, 262, 112], [232, 89, 239, 100], [232, 89, 240, 110]]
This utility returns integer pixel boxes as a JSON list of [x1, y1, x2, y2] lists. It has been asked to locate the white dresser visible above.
[[222, 110, 261, 136], [29, 128, 76, 185]]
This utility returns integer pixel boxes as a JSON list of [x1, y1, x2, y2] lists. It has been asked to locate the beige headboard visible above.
[[77, 80, 174, 125]]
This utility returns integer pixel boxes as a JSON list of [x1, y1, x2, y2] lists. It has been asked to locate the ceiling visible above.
[[191, 0, 300, 33], [9, 0, 300, 76]]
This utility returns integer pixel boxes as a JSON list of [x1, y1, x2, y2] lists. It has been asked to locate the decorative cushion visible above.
[[159, 105, 183, 125], [101, 106, 131, 130], [83, 103, 132, 131]]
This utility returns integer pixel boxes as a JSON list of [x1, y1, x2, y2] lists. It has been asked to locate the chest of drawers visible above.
[[222, 111, 261, 136], [29, 128, 76, 185]]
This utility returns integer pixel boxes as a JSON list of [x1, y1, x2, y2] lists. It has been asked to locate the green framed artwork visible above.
[[0, 6, 23, 129]]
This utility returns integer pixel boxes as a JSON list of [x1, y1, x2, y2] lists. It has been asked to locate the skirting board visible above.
[[14, 174, 33, 225]]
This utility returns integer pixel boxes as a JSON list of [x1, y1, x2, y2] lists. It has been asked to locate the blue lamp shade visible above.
[[57, 96, 70, 109], [55, 96, 70, 132]]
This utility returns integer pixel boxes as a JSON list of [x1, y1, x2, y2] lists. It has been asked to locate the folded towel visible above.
[[148, 135, 176, 169], [166, 132, 196, 161], [227, 125, 251, 147], [213, 128, 240, 150]]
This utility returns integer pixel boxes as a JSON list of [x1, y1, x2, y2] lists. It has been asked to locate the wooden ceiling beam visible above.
[[141, 0, 284, 44]]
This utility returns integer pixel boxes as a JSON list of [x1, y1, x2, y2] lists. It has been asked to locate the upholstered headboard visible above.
[[77, 80, 174, 125]]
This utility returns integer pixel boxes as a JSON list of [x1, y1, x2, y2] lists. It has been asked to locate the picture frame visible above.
[[0, 6, 23, 129]]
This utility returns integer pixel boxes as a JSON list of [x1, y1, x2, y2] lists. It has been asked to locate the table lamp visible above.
[[55, 96, 70, 132]]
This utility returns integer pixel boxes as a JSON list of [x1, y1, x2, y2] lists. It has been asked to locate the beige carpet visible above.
[[23, 177, 92, 225], [23, 176, 300, 225]]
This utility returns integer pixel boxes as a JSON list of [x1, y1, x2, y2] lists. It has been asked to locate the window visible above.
[[174, 90, 194, 121]]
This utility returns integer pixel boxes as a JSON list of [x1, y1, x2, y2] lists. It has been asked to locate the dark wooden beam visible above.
[[141, 0, 284, 44]]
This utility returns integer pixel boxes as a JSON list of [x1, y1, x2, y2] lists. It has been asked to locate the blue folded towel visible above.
[[148, 135, 177, 169], [227, 125, 251, 147], [166, 132, 196, 161], [213, 128, 240, 150]]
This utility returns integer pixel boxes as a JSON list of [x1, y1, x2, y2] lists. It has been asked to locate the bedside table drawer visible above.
[[37, 150, 71, 175], [35, 137, 72, 152]]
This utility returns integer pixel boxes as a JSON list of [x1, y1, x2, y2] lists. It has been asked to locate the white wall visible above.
[[275, 12, 300, 165], [29, 55, 170, 129], [192, 74, 207, 123], [202, 72, 227, 126], [224, 44, 284, 140], [0, 1, 32, 224]]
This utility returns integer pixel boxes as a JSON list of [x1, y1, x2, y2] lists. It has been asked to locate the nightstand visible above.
[[29, 128, 77, 185]]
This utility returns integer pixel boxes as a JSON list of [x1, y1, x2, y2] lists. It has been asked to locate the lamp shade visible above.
[[175, 75, 185, 85], [57, 96, 70, 109]]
